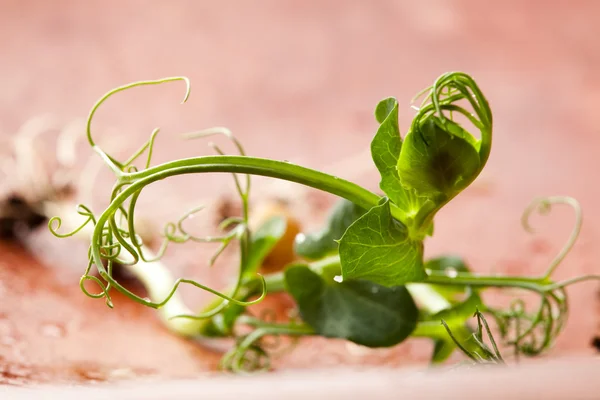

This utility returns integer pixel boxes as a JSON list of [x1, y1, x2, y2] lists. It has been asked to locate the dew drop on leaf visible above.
[[446, 267, 458, 278]]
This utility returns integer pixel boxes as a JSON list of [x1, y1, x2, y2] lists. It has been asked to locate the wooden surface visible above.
[[0, 0, 599, 385]]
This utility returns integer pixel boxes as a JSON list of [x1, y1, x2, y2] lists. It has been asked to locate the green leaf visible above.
[[426, 289, 482, 363], [431, 338, 457, 363], [432, 291, 483, 323], [294, 199, 365, 260], [370, 98, 423, 219], [338, 198, 426, 286], [430, 325, 475, 364], [397, 118, 480, 200], [420, 256, 484, 363], [425, 299, 481, 363], [284, 264, 418, 347], [244, 216, 287, 276]]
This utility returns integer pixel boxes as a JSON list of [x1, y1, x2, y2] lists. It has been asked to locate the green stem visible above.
[[260, 254, 550, 294], [227, 253, 551, 325], [119, 155, 397, 220], [412, 321, 454, 340], [238, 316, 315, 335], [425, 271, 550, 292]]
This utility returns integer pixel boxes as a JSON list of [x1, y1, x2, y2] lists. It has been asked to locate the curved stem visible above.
[[89, 155, 403, 292], [545, 274, 600, 291], [238, 316, 315, 335], [119, 155, 392, 219]]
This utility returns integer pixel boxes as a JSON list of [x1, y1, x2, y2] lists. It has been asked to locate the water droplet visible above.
[[333, 275, 343, 283], [446, 267, 458, 278], [295, 233, 306, 245], [371, 286, 379, 294], [40, 323, 66, 338]]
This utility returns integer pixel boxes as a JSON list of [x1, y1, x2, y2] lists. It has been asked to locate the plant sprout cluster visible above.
[[50, 72, 599, 372]]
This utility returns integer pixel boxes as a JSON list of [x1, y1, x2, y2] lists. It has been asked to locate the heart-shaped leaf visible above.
[[284, 264, 418, 347], [338, 198, 426, 286]]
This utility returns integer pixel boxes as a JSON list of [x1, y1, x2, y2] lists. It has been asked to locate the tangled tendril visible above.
[[220, 315, 313, 373], [49, 77, 267, 324], [485, 196, 596, 357]]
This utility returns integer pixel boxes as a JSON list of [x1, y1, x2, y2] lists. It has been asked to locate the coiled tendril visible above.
[[220, 315, 314, 373], [50, 77, 267, 321], [486, 197, 596, 357], [430, 195, 600, 360]]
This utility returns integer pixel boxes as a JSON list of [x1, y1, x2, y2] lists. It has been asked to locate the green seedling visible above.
[[51, 72, 599, 372]]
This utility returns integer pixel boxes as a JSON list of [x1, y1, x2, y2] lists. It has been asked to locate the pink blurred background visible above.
[[0, 0, 599, 384]]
